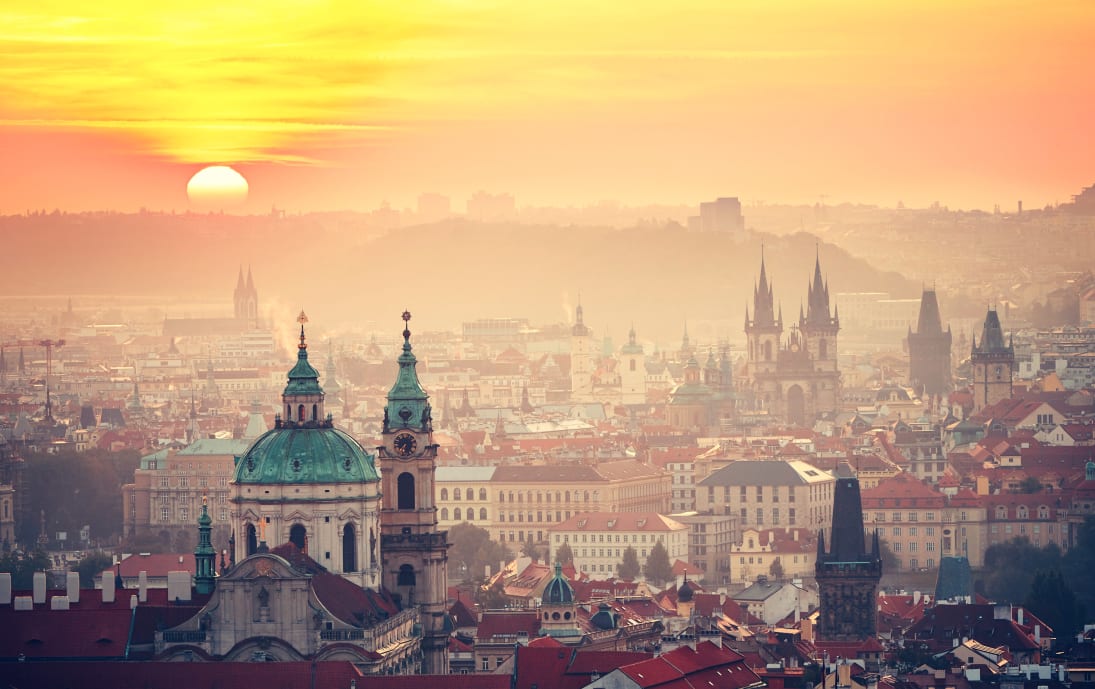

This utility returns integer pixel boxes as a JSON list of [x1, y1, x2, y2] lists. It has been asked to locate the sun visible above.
[[187, 166, 249, 209]]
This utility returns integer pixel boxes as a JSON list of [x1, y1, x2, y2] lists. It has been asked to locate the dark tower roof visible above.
[[802, 251, 838, 329], [572, 302, 590, 336], [748, 248, 780, 329], [973, 308, 1011, 355], [915, 289, 945, 335], [821, 464, 872, 563]]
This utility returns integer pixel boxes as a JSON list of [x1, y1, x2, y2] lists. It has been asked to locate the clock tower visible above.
[[971, 307, 1014, 414], [378, 311, 449, 674]]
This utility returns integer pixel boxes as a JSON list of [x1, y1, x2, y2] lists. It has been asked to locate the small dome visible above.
[[543, 562, 574, 605], [235, 426, 379, 484], [678, 579, 697, 602], [590, 601, 617, 630]]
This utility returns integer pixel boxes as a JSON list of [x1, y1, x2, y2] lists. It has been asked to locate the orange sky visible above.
[[1, 0, 1092, 213]]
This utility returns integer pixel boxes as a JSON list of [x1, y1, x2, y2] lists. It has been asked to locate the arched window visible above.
[[312, 403, 318, 421], [1038, 505, 1050, 519], [479, 488, 487, 501], [453, 488, 462, 500], [440, 508, 449, 520], [290, 523, 307, 552], [286, 404, 292, 419], [454, 507, 462, 521], [995, 505, 1007, 519], [440, 488, 449, 501], [343, 523, 357, 572], [398, 564, 416, 586], [397, 473, 415, 510], [466, 509, 474, 522], [246, 523, 257, 556], [298, 404, 306, 422], [1017, 505, 1029, 519], [480, 508, 488, 520], [630, 359, 636, 371]]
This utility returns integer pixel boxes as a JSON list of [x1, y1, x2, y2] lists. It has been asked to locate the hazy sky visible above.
[[2, 1, 1092, 213]]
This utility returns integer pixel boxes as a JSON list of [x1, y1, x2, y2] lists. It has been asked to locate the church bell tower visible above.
[[378, 311, 449, 674]]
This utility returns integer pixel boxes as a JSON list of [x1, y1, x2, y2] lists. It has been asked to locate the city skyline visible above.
[[2, 1, 1093, 214]]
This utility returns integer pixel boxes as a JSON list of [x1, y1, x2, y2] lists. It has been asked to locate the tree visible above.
[[555, 541, 574, 565], [520, 536, 542, 563], [769, 557, 784, 581], [877, 537, 901, 571], [618, 545, 641, 580], [643, 541, 673, 586], [0, 550, 51, 589], [1017, 476, 1043, 494], [74, 551, 114, 587], [1025, 569, 1085, 642], [981, 537, 1062, 603], [446, 522, 513, 581]]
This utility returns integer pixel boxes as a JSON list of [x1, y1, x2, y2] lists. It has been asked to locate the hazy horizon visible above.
[[2, 2, 1093, 215]]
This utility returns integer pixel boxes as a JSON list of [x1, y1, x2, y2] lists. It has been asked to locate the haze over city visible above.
[[5, 3, 1095, 688]]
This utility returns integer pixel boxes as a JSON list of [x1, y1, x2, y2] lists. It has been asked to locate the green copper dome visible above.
[[285, 320, 323, 396], [234, 425, 379, 484], [543, 562, 574, 604], [384, 311, 432, 433]]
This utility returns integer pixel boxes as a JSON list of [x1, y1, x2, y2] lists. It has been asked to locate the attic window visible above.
[[607, 520, 616, 528], [804, 470, 818, 476], [577, 519, 587, 528], [637, 519, 646, 528]]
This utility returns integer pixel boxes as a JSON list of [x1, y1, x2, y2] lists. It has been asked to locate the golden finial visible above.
[[297, 310, 308, 349]]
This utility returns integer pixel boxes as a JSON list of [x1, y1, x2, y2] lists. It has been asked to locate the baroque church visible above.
[[744, 251, 841, 426], [160, 311, 448, 674]]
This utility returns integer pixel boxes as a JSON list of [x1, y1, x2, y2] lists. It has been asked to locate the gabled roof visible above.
[[615, 641, 761, 689]]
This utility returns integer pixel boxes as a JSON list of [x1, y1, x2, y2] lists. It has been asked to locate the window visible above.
[[925, 512, 935, 521], [908, 512, 917, 522], [440, 488, 449, 501], [893, 542, 902, 552], [926, 542, 936, 551], [160, 476, 169, 488], [926, 527, 935, 537], [480, 508, 488, 520], [909, 542, 918, 552], [482, 658, 490, 671], [453, 488, 462, 501], [892, 512, 901, 522], [892, 527, 901, 536], [161, 507, 170, 521], [440, 508, 449, 520], [480, 488, 487, 501], [909, 527, 917, 536], [397, 473, 415, 510], [789, 508, 796, 524]]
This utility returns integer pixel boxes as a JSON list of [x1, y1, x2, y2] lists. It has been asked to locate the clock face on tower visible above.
[[393, 432, 418, 458]]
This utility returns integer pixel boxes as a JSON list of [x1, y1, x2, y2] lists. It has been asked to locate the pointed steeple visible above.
[[384, 310, 431, 433], [973, 308, 1010, 354], [572, 299, 590, 336], [284, 311, 323, 396], [194, 497, 217, 594], [804, 249, 835, 327], [245, 265, 255, 292], [749, 247, 779, 329], [915, 289, 944, 335]]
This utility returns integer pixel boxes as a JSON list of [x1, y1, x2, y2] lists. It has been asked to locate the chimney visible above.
[[67, 571, 80, 603], [50, 595, 70, 610], [130, 594, 138, 609], [138, 571, 148, 602], [1017, 607, 1024, 626], [102, 572, 116, 603], [0, 572, 10, 605], [1035, 624, 1041, 643], [33, 571, 47, 604], [913, 590, 921, 606], [699, 629, 723, 648]]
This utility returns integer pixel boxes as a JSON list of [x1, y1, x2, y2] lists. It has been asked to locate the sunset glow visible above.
[[1, 1, 1093, 211]]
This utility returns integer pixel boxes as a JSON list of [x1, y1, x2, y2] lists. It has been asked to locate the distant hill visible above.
[[0, 213, 916, 344]]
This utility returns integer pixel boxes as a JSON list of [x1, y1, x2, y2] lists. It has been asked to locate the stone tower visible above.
[[799, 252, 840, 377], [815, 464, 881, 641], [378, 311, 449, 674], [908, 288, 952, 397], [745, 249, 782, 380], [233, 266, 259, 328], [570, 301, 594, 402], [971, 308, 1014, 413], [619, 325, 646, 406]]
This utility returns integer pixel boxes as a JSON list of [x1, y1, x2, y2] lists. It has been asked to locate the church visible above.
[[744, 251, 841, 426], [158, 311, 449, 673]]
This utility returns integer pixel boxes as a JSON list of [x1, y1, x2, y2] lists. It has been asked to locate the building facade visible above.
[[548, 512, 689, 578], [745, 253, 841, 426], [696, 459, 835, 535]]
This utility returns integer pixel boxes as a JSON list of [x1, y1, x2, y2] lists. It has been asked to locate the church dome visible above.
[[542, 562, 574, 604], [234, 425, 379, 484], [234, 312, 379, 485]]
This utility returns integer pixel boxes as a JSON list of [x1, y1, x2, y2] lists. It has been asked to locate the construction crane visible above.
[[38, 339, 65, 422], [0, 338, 64, 420]]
